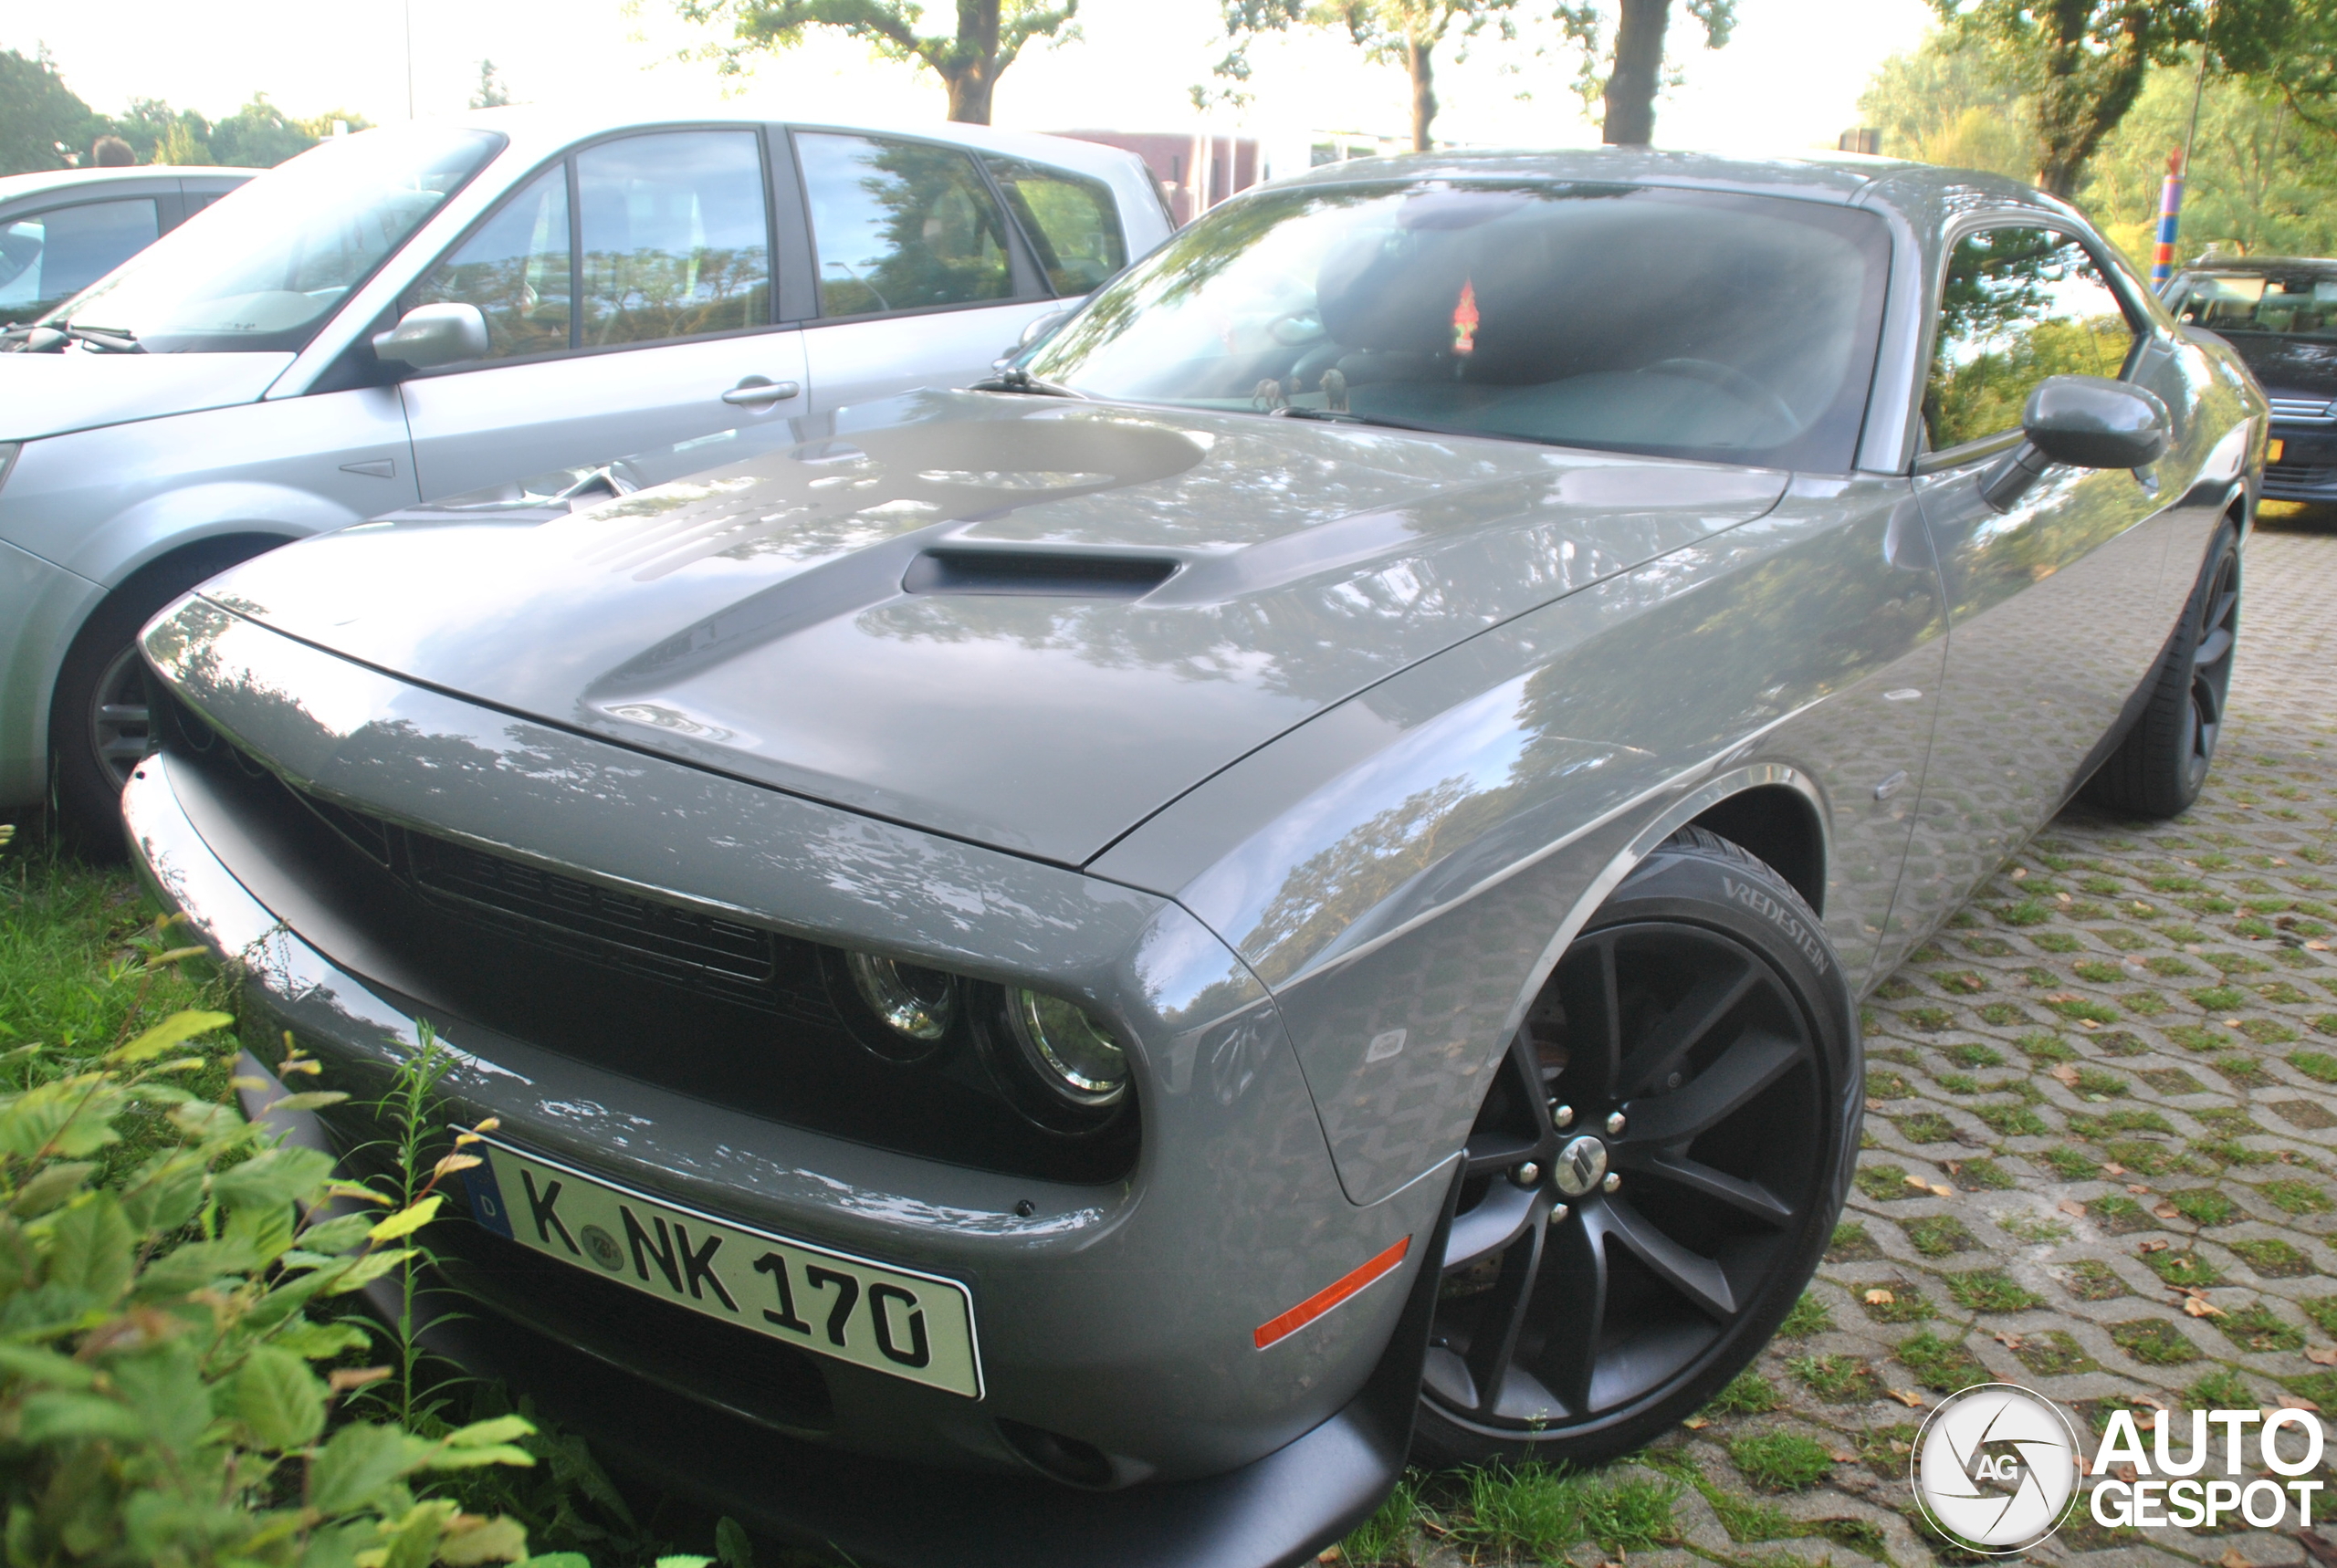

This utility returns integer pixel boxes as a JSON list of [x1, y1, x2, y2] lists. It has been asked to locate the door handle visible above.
[[721, 378, 801, 406]]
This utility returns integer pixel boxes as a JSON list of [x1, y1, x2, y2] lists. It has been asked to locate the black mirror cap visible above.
[[2021, 374, 2173, 469]]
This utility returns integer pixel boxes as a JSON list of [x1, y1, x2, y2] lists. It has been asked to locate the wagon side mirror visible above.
[[373, 301, 488, 371], [1979, 375, 2172, 512], [994, 306, 1076, 369]]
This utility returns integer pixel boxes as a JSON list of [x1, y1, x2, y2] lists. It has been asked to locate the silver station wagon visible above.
[[0, 110, 1166, 841], [128, 150, 2262, 1568]]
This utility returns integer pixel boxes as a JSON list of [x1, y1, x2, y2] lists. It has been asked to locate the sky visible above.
[[3, 0, 1938, 162]]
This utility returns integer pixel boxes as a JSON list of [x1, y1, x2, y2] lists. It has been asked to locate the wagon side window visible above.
[[1923, 227, 2139, 454]]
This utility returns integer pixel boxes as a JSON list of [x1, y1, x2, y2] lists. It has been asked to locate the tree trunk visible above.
[[2032, 7, 2154, 196], [1409, 36, 1438, 152], [1602, 0, 1670, 146], [944, 61, 996, 123]]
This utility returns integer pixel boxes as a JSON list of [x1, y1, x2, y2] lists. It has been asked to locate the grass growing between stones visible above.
[[1452, 1467, 1679, 1560], [1730, 1432, 1836, 1491]]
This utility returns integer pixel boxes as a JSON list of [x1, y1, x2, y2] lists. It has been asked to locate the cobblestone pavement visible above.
[[1388, 515, 2337, 1568]]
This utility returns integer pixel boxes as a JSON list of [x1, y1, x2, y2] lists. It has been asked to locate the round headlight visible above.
[[1005, 988, 1129, 1106], [847, 952, 958, 1042]]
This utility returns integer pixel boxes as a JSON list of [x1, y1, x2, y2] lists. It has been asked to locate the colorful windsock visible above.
[[2152, 150, 2185, 291]]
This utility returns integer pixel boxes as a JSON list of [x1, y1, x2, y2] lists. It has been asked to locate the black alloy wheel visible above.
[[2083, 517, 2242, 820], [1413, 828, 1856, 1468]]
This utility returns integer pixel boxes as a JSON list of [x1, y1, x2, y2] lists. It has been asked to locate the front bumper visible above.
[[124, 725, 1439, 1566], [2265, 422, 2337, 501]]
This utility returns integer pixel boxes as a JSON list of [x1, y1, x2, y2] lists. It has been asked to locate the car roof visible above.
[[0, 164, 254, 205], [445, 105, 1151, 186], [1263, 145, 2073, 226]]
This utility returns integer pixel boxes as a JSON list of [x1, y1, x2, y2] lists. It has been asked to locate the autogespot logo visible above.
[[1911, 1383, 2331, 1552], [1913, 1384, 2083, 1552]]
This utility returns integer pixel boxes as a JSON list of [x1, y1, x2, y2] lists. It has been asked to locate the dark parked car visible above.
[[2165, 256, 2336, 502], [127, 149, 2262, 1568], [0, 164, 251, 325]]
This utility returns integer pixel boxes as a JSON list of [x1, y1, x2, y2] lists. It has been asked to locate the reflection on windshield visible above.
[[52, 125, 502, 353], [1023, 181, 1892, 470]]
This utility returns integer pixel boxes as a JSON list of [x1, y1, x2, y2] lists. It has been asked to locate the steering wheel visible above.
[[1640, 358, 1798, 437]]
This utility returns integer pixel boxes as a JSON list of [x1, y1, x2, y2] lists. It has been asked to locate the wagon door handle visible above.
[[722, 377, 801, 406]]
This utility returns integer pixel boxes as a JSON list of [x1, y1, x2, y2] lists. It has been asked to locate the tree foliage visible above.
[[1926, 0, 2305, 195], [675, 0, 1081, 123], [1209, 0, 1525, 151], [1549, 0, 1734, 146], [0, 49, 109, 176]]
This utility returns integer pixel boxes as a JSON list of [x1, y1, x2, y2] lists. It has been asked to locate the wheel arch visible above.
[[59, 529, 295, 671]]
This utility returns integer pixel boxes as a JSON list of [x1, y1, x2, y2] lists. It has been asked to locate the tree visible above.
[[208, 95, 315, 168], [1927, 0, 2302, 197], [1550, 0, 1735, 146], [675, 0, 1081, 124], [0, 48, 107, 175], [1210, 0, 1525, 152], [471, 58, 513, 109], [108, 98, 214, 165], [1859, 32, 2036, 176]]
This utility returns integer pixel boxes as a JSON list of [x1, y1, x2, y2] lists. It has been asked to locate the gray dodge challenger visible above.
[[124, 150, 2263, 1567]]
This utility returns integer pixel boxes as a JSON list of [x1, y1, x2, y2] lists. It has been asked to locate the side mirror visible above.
[[996, 307, 1076, 367], [372, 302, 488, 371], [1979, 375, 2172, 512]]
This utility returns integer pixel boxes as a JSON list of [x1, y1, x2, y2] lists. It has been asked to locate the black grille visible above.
[[154, 688, 1139, 1185], [403, 830, 779, 998]]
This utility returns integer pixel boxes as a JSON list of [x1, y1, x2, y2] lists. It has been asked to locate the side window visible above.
[[980, 155, 1125, 296], [797, 133, 1014, 317], [577, 131, 770, 347], [1924, 227, 2139, 452], [0, 199, 161, 320], [410, 164, 571, 360]]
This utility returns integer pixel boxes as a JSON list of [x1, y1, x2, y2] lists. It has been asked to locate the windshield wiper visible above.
[[1273, 405, 1443, 434], [969, 366, 1084, 398], [1, 322, 143, 354]]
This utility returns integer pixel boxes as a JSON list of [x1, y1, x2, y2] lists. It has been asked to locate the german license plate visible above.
[[460, 1139, 982, 1398]]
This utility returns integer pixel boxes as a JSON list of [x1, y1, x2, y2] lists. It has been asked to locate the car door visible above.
[[791, 131, 1067, 414], [399, 128, 807, 500], [1893, 224, 2175, 938]]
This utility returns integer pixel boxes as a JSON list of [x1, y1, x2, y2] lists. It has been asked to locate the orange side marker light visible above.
[[1253, 1235, 1411, 1350]]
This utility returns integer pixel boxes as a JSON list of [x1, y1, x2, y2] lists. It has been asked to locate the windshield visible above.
[[2167, 271, 2337, 341], [1022, 180, 1892, 470], [47, 125, 502, 353]]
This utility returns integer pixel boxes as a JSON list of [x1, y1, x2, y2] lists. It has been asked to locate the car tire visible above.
[[48, 541, 272, 857], [2082, 517, 2241, 821], [1411, 825, 1860, 1470]]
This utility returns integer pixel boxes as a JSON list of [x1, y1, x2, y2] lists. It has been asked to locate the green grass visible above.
[[2041, 1145, 2100, 1179], [2059, 1260, 2128, 1300], [2187, 1368, 2255, 1410], [1707, 1370, 1782, 1415], [2226, 1237, 2314, 1277], [1341, 1474, 1423, 1564], [2017, 1031, 2076, 1064], [2167, 1188, 2237, 1225], [1454, 1467, 1678, 1559], [2012, 1331, 2099, 1377], [2258, 1178, 2333, 1215], [1854, 1163, 1917, 1201], [1703, 1488, 1801, 1542], [1897, 1332, 1986, 1392], [1904, 1215, 1980, 1257], [1896, 1112, 1956, 1145], [1730, 1432, 1835, 1491], [2108, 1318, 2200, 1365], [1788, 1354, 1881, 1403], [2142, 1250, 2226, 1289], [1954, 1157, 2017, 1190], [2288, 1050, 2337, 1083], [1827, 1223, 1881, 1262], [1944, 1270, 2045, 1313], [1862, 1285, 1934, 1323], [2071, 1067, 2129, 1097], [2217, 1303, 2305, 1354], [1974, 1103, 2050, 1137], [1779, 1291, 1835, 1336], [1945, 1041, 2005, 1068], [2300, 1297, 2337, 1338]]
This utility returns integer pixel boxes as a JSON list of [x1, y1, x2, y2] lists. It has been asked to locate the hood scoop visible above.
[[902, 549, 1179, 599]]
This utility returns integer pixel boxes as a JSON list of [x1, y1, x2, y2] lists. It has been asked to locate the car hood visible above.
[[194, 391, 1787, 864], [0, 350, 293, 441], [2220, 332, 2337, 402]]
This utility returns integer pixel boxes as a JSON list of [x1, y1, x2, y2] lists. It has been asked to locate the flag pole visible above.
[[2154, 3, 2216, 291]]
